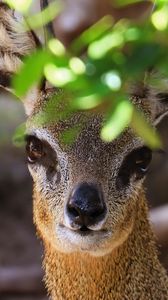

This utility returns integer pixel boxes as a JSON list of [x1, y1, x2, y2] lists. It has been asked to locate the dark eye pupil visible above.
[[26, 136, 44, 163], [135, 147, 152, 172]]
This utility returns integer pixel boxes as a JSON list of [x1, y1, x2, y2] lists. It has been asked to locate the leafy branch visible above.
[[5, 0, 168, 148]]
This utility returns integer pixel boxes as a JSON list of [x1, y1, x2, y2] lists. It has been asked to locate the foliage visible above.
[[5, 0, 168, 148]]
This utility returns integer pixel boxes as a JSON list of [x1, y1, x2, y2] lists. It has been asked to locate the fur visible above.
[[0, 4, 168, 299]]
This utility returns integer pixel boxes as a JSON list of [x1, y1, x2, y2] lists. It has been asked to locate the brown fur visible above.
[[43, 192, 168, 300], [0, 4, 168, 299]]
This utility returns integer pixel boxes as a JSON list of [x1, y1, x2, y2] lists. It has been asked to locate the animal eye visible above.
[[117, 146, 152, 188], [134, 146, 152, 176], [26, 136, 45, 164]]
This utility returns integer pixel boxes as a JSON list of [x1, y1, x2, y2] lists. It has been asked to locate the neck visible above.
[[43, 194, 168, 300]]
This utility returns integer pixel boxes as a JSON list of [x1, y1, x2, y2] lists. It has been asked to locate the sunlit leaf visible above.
[[101, 71, 122, 91], [5, 0, 32, 13], [69, 57, 86, 75], [88, 31, 124, 59], [101, 98, 133, 142], [25, 1, 61, 30], [131, 108, 162, 149], [124, 27, 141, 41], [12, 123, 26, 147], [71, 16, 113, 53], [73, 94, 102, 110], [48, 39, 65, 56], [152, 7, 168, 31], [13, 49, 52, 97], [44, 64, 75, 87]]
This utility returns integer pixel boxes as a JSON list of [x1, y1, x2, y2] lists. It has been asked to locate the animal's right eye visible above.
[[26, 136, 45, 164]]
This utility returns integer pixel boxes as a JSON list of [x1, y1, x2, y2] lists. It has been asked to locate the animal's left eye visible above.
[[25, 135, 59, 181], [116, 146, 152, 188]]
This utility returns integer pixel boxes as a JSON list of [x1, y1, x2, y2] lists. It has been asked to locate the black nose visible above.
[[66, 183, 107, 230]]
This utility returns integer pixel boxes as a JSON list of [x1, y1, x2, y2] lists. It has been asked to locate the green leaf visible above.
[[69, 57, 86, 75], [48, 39, 65, 57], [88, 31, 124, 60], [73, 94, 102, 110], [44, 64, 75, 87], [151, 7, 168, 31], [25, 1, 61, 30], [5, 0, 32, 13], [71, 16, 113, 54], [12, 123, 26, 147], [131, 108, 162, 149], [125, 44, 163, 76], [13, 49, 52, 97], [101, 98, 133, 142], [102, 71, 122, 91]]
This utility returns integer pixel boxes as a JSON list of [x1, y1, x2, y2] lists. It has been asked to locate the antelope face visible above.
[[26, 110, 152, 256], [0, 1, 165, 258], [0, 1, 156, 257]]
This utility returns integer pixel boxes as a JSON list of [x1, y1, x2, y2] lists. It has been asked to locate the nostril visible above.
[[67, 205, 80, 218], [90, 208, 105, 219]]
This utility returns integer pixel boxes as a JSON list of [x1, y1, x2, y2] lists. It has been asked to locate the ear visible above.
[[131, 78, 168, 128], [0, 3, 39, 116]]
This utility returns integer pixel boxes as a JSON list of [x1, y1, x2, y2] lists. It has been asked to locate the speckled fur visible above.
[[1, 4, 168, 299]]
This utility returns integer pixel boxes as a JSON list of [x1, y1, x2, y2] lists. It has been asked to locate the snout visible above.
[[64, 182, 107, 231]]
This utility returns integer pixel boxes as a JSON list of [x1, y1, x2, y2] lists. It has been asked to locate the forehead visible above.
[[27, 113, 143, 160], [27, 87, 153, 158]]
